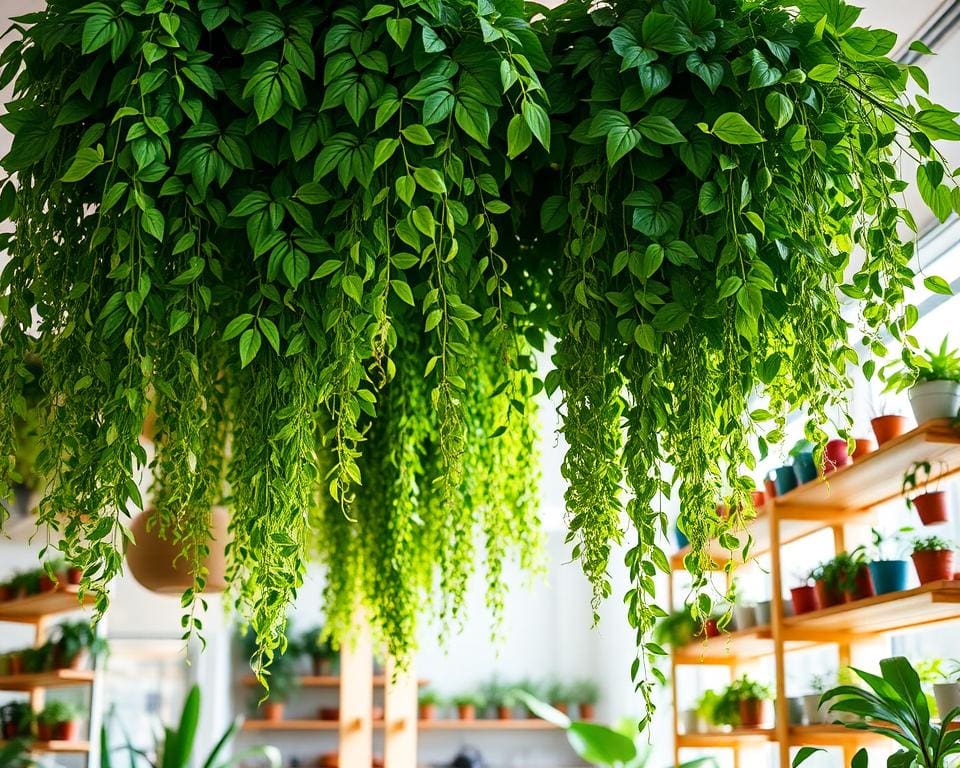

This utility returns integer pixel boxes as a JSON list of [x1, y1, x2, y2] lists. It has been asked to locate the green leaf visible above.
[[567, 722, 637, 765], [239, 328, 262, 367], [909, 40, 934, 55], [807, 61, 839, 82], [168, 310, 191, 335], [244, 12, 285, 54], [636, 115, 685, 144], [924, 275, 953, 295], [412, 206, 435, 238], [258, 317, 281, 353], [698, 181, 724, 214], [373, 138, 399, 170], [507, 114, 532, 159], [423, 91, 454, 125], [607, 126, 640, 165], [522, 100, 550, 151], [386, 18, 412, 49], [141, 208, 165, 241], [764, 92, 794, 129], [341, 274, 363, 303], [540, 196, 568, 233], [710, 113, 765, 144], [223, 314, 254, 341], [401, 124, 434, 146], [792, 747, 825, 768], [61, 147, 103, 182], [391, 279, 415, 306], [414, 167, 446, 194], [82, 13, 117, 54], [282, 248, 310, 288]]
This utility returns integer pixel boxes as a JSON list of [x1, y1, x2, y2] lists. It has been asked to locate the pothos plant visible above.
[[0, 0, 957, 724]]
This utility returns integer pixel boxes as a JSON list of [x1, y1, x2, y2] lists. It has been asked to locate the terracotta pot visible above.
[[552, 702, 569, 715], [319, 707, 340, 721], [0, 585, 9, 602], [851, 437, 877, 460], [790, 585, 819, 614], [738, 698, 766, 728], [913, 550, 955, 584], [419, 703, 437, 721], [497, 705, 513, 720], [871, 415, 911, 446], [703, 618, 720, 638], [37, 723, 54, 741], [824, 439, 850, 473], [66, 567, 83, 585], [814, 578, 842, 609], [457, 704, 476, 721], [126, 506, 229, 594], [579, 703, 596, 720], [914, 491, 950, 525], [261, 702, 285, 721], [751, 490, 766, 510], [842, 566, 875, 602], [8, 652, 23, 676], [39, 574, 56, 592], [2, 722, 19, 740], [764, 477, 778, 500], [54, 720, 78, 741]]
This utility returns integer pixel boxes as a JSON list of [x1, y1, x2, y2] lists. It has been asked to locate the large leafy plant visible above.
[[0, 0, 958, 721]]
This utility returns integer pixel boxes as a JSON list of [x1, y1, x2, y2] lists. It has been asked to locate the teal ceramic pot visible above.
[[774, 465, 798, 495], [792, 451, 818, 484], [869, 560, 909, 595]]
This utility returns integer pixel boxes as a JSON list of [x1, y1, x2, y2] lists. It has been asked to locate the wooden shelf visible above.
[[674, 625, 818, 664], [418, 719, 561, 730], [677, 729, 774, 748], [0, 669, 95, 691], [0, 587, 91, 623], [240, 675, 428, 687], [782, 580, 960, 638], [0, 740, 91, 753], [774, 419, 960, 515], [788, 724, 887, 746], [242, 719, 342, 731]]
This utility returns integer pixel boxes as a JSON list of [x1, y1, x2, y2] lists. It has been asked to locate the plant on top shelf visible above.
[[885, 336, 960, 424], [797, 657, 960, 768], [911, 535, 956, 585], [720, 675, 772, 729], [417, 689, 442, 721], [452, 692, 485, 721], [903, 461, 951, 526], [299, 626, 336, 677], [868, 527, 912, 596]]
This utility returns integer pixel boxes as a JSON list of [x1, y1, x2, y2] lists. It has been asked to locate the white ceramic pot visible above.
[[787, 697, 805, 725], [910, 380, 960, 424], [754, 600, 772, 625], [733, 603, 757, 630], [801, 693, 824, 724], [680, 708, 700, 734], [935, 683, 960, 721]]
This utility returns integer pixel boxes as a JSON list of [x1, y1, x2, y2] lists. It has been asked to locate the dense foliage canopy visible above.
[[1, 0, 957, 717]]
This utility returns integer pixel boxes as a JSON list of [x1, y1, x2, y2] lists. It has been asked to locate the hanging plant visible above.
[[0, 0, 957, 715]]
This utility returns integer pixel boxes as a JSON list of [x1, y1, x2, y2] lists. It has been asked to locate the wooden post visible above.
[[384, 655, 417, 768], [770, 501, 790, 768], [669, 568, 682, 768], [340, 605, 374, 768]]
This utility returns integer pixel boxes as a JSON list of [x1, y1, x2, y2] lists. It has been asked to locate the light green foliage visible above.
[[0, 0, 957, 727]]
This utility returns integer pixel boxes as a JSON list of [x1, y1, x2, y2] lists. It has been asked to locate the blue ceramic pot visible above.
[[869, 560, 909, 595], [773, 465, 798, 496], [674, 524, 689, 550], [793, 451, 818, 484]]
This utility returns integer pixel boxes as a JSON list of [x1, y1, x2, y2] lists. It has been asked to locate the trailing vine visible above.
[[0, 0, 958, 716]]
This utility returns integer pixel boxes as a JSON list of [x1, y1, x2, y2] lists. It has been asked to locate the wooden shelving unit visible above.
[[239, 674, 428, 687], [418, 719, 560, 731], [668, 419, 960, 768], [0, 585, 99, 763]]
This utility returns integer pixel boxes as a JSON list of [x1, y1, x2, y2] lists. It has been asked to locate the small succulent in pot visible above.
[[911, 535, 955, 584], [903, 461, 950, 526]]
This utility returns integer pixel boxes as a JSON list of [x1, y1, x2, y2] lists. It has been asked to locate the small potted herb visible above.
[[833, 548, 875, 602], [868, 528, 911, 595], [903, 461, 950, 525], [547, 682, 572, 715], [418, 689, 441, 721], [886, 336, 960, 423], [912, 535, 955, 584], [570, 681, 599, 720], [452, 692, 484, 721], [724, 675, 772, 728], [810, 561, 842, 609], [37, 701, 80, 742], [254, 661, 299, 722], [484, 682, 517, 720]]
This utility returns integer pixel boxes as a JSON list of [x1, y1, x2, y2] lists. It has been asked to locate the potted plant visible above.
[[54, 621, 107, 670], [0, 702, 32, 740], [772, 465, 798, 496], [824, 438, 851, 473], [833, 549, 875, 602], [547, 682, 572, 715], [802, 673, 833, 725], [790, 439, 819, 485], [886, 337, 960, 423], [570, 681, 599, 720], [653, 606, 698, 649], [694, 690, 722, 733], [299, 626, 336, 676], [933, 660, 960, 721], [868, 528, 911, 595], [870, 407, 912, 447], [37, 701, 80, 742], [790, 575, 821, 615], [911, 535, 955, 584], [903, 461, 950, 525], [723, 675, 772, 728], [484, 683, 517, 720], [851, 437, 877, 461], [452, 692, 484, 721], [256, 661, 299, 722], [418, 689, 441, 721], [810, 562, 843, 609]]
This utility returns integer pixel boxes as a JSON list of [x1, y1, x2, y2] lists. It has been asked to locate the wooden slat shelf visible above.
[[673, 625, 818, 664], [242, 719, 343, 731], [774, 420, 960, 514], [0, 740, 91, 753], [677, 729, 774, 748], [0, 586, 91, 623], [418, 719, 561, 730], [788, 724, 887, 746], [240, 675, 428, 687], [0, 669, 95, 691], [781, 580, 960, 637]]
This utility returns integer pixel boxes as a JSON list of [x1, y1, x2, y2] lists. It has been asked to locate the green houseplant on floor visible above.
[[1, 0, 960, 723]]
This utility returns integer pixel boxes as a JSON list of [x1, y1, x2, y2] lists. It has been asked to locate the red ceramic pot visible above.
[[66, 567, 83, 585], [54, 720, 78, 741], [579, 703, 596, 720], [39, 574, 56, 592], [814, 578, 843, 609], [914, 491, 950, 525], [851, 437, 877, 460], [790, 585, 820, 614], [319, 707, 339, 721], [913, 550, 955, 584], [842, 566, 876, 602], [764, 477, 778, 500], [739, 698, 766, 728], [751, 490, 766, 510], [825, 439, 851, 473], [37, 723, 54, 742], [703, 618, 720, 638], [871, 415, 911, 446]]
